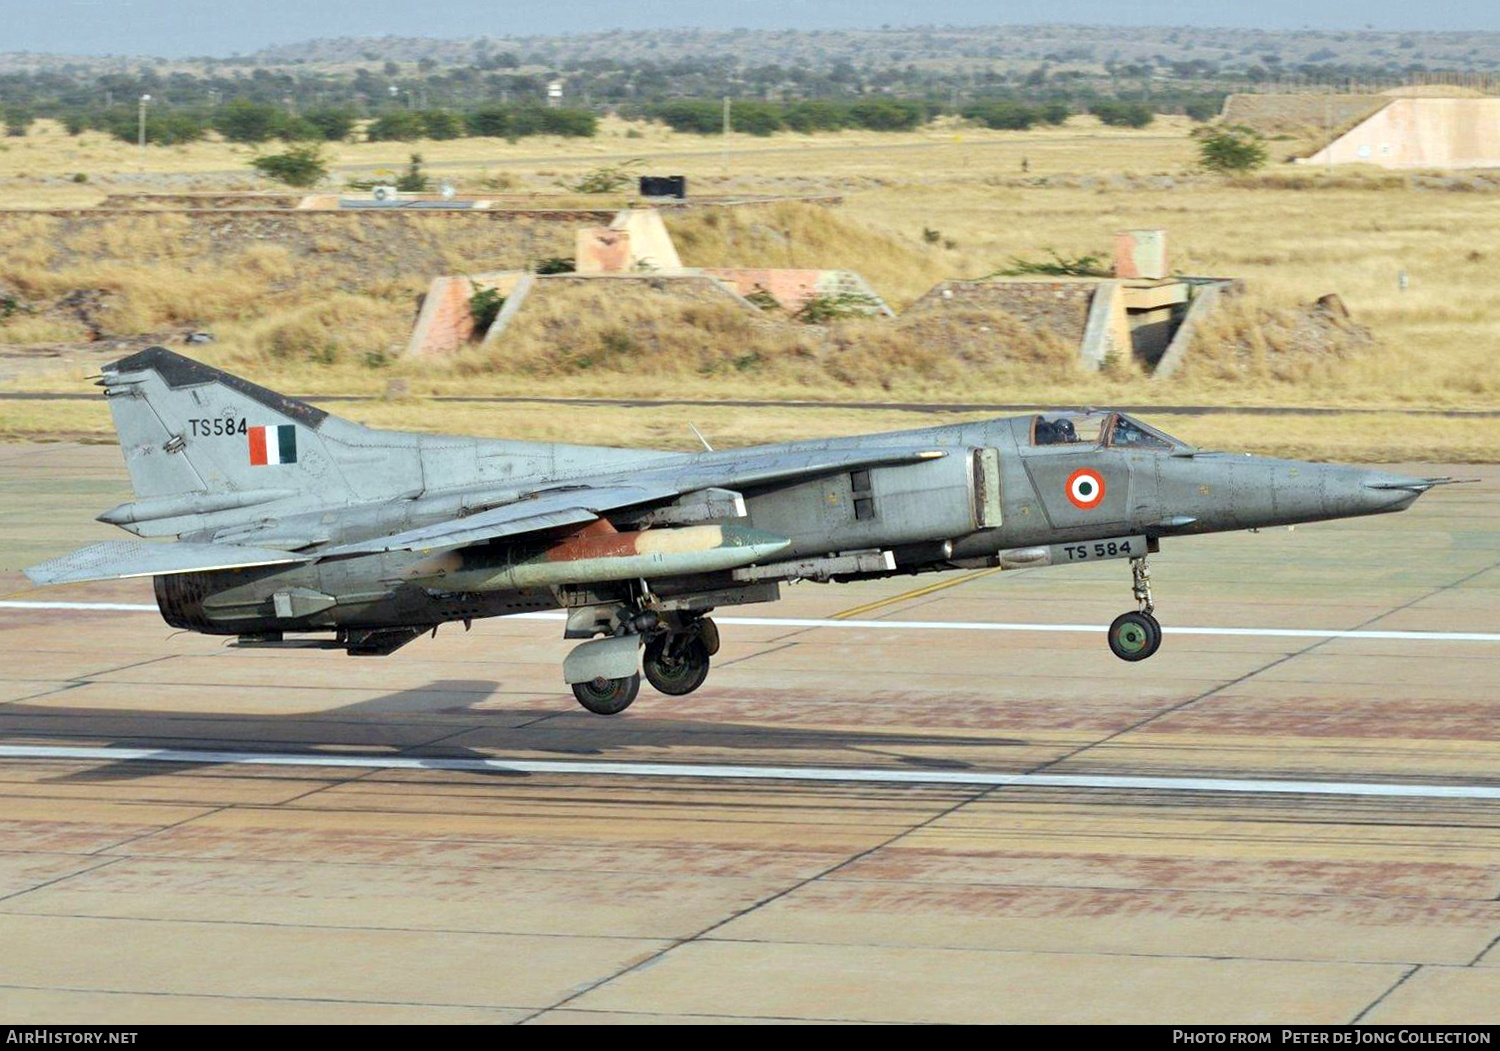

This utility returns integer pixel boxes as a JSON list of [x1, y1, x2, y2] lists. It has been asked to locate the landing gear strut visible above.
[[642, 616, 719, 696], [1108, 555, 1162, 661], [565, 606, 653, 715], [566, 606, 722, 714]]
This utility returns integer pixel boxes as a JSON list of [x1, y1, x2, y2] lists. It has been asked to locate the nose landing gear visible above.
[[1108, 555, 1162, 661]]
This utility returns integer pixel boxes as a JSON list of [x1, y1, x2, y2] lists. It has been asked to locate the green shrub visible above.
[[1038, 101, 1072, 125], [466, 106, 512, 138], [419, 109, 465, 140], [1090, 101, 1154, 128], [535, 107, 597, 137], [395, 153, 430, 192], [101, 107, 207, 146], [847, 99, 927, 131], [783, 100, 848, 133], [793, 291, 884, 323], [4, 105, 33, 137], [250, 143, 328, 188], [1184, 96, 1225, 122], [276, 116, 323, 142], [996, 249, 1110, 277], [366, 110, 423, 141], [563, 158, 640, 193], [1196, 124, 1269, 173], [302, 108, 356, 141], [731, 101, 783, 136], [650, 101, 723, 135], [743, 289, 781, 311], [963, 101, 1037, 130], [469, 282, 506, 335], [215, 99, 281, 143]]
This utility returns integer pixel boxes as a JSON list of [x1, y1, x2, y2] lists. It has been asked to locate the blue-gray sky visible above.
[[4, 1, 1499, 58]]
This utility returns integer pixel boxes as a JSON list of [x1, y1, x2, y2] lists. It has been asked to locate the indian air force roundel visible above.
[[1065, 467, 1106, 510], [248, 424, 297, 466]]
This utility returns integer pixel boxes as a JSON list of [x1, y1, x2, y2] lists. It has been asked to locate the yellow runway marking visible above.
[[829, 566, 1005, 620]]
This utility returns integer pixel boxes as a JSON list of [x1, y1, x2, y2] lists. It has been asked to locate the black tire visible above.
[[1140, 611, 1162, 654], [643, 636, 711, 696], [1108, 611, 1162, 662], [697, 617, 721, 657], [572, 672, 641, 715]]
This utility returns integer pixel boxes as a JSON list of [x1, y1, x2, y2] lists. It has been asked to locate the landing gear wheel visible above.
[[697, 617, 720, 657], [572, 673, 641, 715], [1108, 611, 1162, 662], [643, 636, 711, 696], [1139, 611, 1161, 653]]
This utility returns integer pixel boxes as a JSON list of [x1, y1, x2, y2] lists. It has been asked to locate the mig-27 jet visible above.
[[25, 348, 1462, 714]]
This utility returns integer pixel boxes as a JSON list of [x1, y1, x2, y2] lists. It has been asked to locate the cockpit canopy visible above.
[[1028, 411, 1191, 453]]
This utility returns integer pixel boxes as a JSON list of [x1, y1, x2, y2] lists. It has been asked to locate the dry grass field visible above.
[[5, 394, 1488, 464], [1, 115, 1497, 458]]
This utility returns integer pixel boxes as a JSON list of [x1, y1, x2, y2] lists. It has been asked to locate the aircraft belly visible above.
[[154, 550, 560, 635]]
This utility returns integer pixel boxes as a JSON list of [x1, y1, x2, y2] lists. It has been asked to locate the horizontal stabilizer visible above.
[[97, 487, 300, 527], [24, 540, 311, 586]]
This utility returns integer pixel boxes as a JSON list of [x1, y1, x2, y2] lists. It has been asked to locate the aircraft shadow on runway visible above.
[[0, 678, 1028, 783]]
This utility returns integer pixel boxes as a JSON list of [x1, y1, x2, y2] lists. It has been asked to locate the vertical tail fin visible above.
[[100, 348, 366, 534]]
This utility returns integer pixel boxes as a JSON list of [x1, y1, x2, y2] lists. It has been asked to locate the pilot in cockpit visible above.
[[1034, 417, 1079, 445]]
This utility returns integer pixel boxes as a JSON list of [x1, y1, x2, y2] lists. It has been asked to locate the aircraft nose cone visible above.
[[1359, 471, 1433, 512], [1312, 465, 1433, 519]]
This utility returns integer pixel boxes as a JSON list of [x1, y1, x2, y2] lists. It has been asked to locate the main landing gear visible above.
[[643, 616, 719, 696], [570, 613, 721, 715], [572, 673, 641, 715], [1108, 555, 1162, 662]]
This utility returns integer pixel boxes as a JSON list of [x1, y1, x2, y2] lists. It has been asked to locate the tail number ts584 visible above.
[[1061, 537, 1147, 562]]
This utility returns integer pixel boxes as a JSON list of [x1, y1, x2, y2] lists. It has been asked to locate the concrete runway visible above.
[[0, 443, 1498, 1024]]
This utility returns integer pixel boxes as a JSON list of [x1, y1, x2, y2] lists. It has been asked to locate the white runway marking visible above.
[[0, 744, 1497, 799], [3, 600, 1498, 643], [0, 601, 161, 612]]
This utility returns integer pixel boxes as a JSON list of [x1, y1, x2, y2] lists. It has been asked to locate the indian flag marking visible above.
[[248, 424, 297, 466]]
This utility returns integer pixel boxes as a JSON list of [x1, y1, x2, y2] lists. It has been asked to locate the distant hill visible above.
[[242, 26, 1500, 75], [5, 24, 1500, 78]]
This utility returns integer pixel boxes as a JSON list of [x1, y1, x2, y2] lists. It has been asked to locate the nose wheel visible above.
[[1108, 610, 1161, 661], [1109, 556, 1162, 661]]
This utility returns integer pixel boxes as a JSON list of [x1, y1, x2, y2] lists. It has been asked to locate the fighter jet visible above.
[[26, 347, 1463, 715]]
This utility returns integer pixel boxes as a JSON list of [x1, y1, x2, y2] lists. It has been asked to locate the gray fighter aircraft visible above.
[[26, 347, 1463, 714]]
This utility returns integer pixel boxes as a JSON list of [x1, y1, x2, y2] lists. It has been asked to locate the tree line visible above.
[[52, 100, 601, 146], [0, 57, 1237, 147], [3, 94, 1200, 147]]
